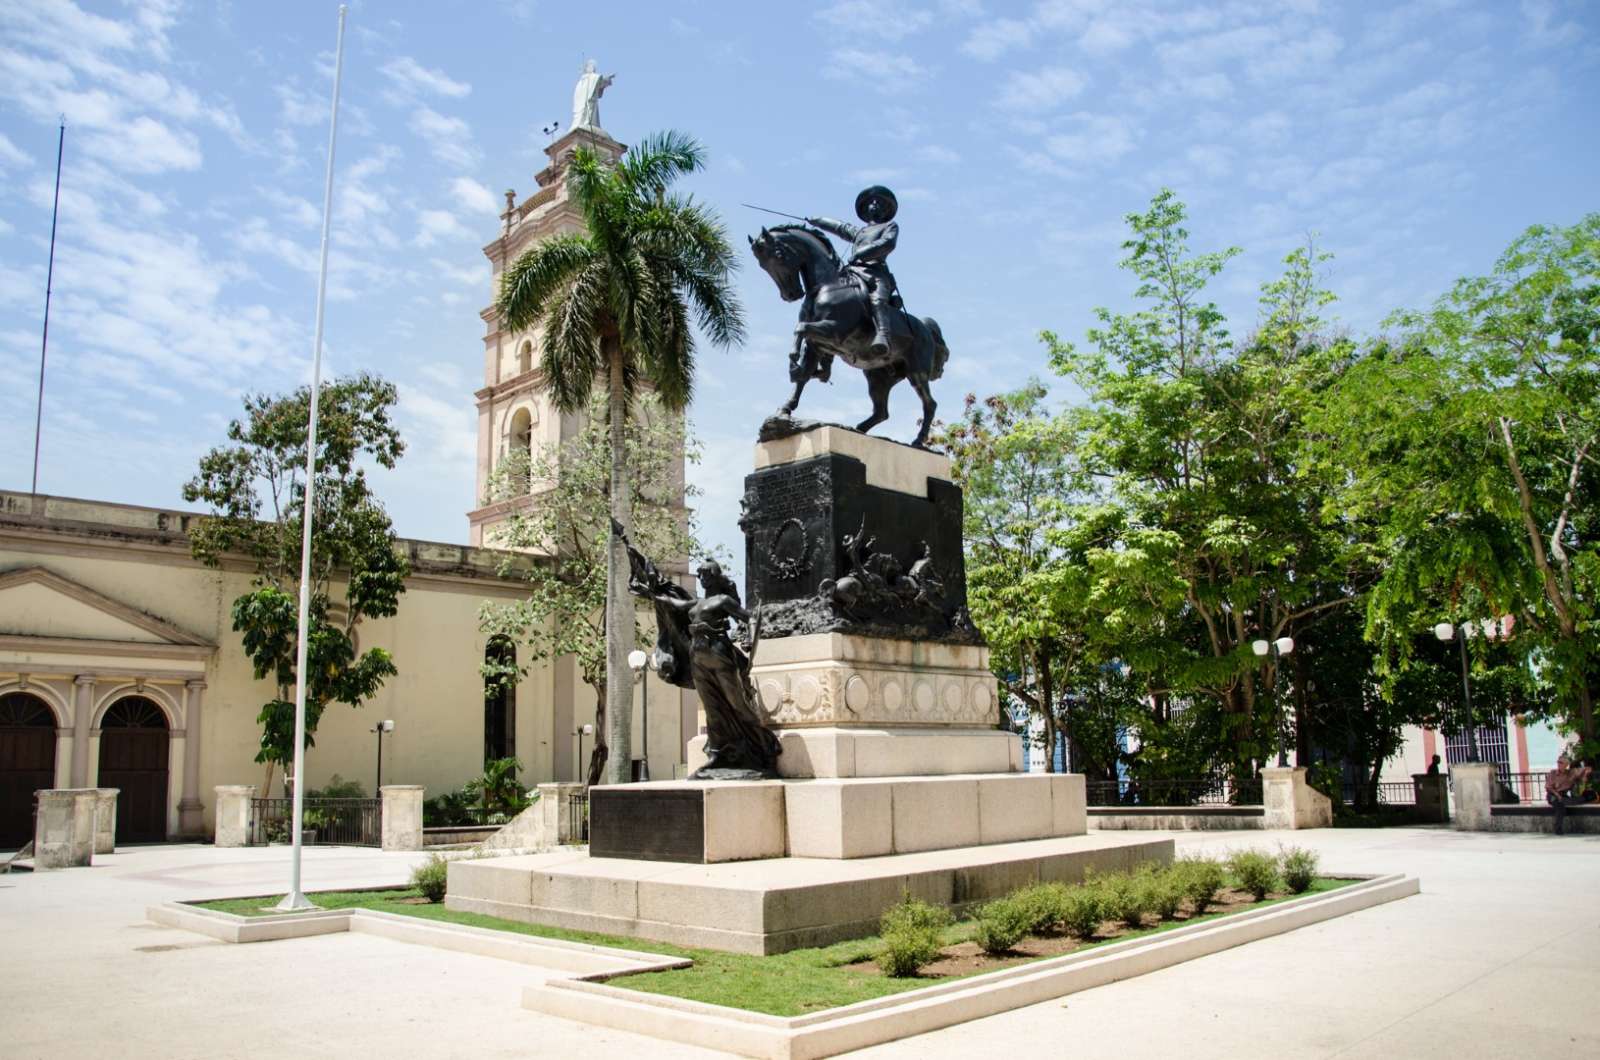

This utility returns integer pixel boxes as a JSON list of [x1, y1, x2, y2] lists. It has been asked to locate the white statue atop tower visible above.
[[571, 59, 614, 132]]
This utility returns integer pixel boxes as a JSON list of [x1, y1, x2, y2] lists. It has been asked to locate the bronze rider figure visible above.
[[806, 185, 901, 367]]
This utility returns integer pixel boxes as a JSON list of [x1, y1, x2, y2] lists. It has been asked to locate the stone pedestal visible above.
[[1262, 767, 1332, 830], [213, 785, 255, 847], [34, 789, 97, 869], [380, 785, 425, 851], [1451, 762, 1496, 831], [590, 781, 786, 863], [92, 788, 119, 854], [1412, 773, 1449, 824]]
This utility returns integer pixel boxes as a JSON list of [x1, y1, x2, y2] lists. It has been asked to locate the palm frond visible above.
[[542, 263, 609, 412], [618, 130, 705, 194], [497, 235, 595, 333]]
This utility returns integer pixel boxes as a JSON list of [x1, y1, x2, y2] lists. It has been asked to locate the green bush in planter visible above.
[[973, 896, 1035, 955], [412, 853, 448, 903], [1100, 870, 1154, 929], [1011, 881, 1070, 933], [1057, 884, 1106, 940], [1227, 849, 1280, 900], [1176, 856, 1227, 914], [1148, 868, 1187, 920], [875, 894, 951, 978], [1279, 846, 1319, 894]]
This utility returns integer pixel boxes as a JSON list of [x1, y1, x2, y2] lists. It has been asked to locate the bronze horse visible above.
[[749, 224, 949, 448]]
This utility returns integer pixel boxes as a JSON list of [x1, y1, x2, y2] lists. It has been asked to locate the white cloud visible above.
[[81, 116, 201, 173], [1185, 143, 1234, 178], [1520, 0, 1583, 48], [962, 17, 1034, 60], [1043, 113, 1137, 165], [415, 208, 471, 247], [0, 132, 33, 170], [450, 176, 499, 215], [814, 1, 935, 40], [409, 106, 479, 168], [996, 66, 1087, 112], [381, 56, 472, 100], [1080, 17, 1136, 54], [822, 49, 930, 92], [916, 144, 961, 164]]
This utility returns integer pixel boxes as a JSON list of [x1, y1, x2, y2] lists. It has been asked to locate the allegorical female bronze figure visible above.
[[616, 523, 781, 780]]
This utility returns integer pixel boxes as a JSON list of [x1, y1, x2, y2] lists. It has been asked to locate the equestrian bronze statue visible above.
[[748, 185, 949, 448]]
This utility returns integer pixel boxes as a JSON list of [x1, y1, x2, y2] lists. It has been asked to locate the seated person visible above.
[[1545, 754, 1596, 834]]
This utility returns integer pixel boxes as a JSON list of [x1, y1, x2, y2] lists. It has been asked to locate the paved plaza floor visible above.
[[1, 827, 1594, 1058]]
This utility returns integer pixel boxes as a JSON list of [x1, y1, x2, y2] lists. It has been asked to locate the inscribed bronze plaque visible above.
[[588, 787, 706, 863]]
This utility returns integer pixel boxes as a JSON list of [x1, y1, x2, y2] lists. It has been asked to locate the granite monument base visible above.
[[446, 832, 1172, 955]]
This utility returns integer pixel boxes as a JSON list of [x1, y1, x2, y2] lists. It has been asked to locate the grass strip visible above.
[[193, 876, 1357, 1017]]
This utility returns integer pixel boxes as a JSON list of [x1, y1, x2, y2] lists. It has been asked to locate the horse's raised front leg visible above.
[[855, 368, 893, 434], [909, 372, 938, 448], [781, 332, 809, 415]]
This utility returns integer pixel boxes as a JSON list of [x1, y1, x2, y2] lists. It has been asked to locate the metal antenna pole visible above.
[[278, 4, 347, 913], [31, 120, 65, 496], [1458, 632, 1480, 764]]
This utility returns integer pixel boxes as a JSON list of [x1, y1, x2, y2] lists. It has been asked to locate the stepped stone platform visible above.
[[446, 832, 1173, 955]]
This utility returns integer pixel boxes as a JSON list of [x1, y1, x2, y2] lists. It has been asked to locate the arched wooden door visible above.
[[0, 692, 57, 849], [98, 696, 170, 843]]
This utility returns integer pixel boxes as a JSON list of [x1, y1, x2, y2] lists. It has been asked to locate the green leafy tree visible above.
[[1318, 215, 1599, 753], [1045, 191, 1370, 780], [182, 373, 409, 793], [480, 392, 705, 786], [495, 130, 744, 784]]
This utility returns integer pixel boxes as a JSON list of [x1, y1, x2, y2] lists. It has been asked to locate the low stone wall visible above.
[[1089, 806, 1265, 831], [1489, 804, 1600, 834], [424, 826, 497, 847]]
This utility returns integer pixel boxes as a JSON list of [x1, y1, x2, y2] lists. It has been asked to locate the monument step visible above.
[[446, 832, 1172, 955], [588, 772, 1086, 863]]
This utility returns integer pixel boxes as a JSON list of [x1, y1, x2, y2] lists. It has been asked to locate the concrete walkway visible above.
[[1, 829, 1594, 1058]]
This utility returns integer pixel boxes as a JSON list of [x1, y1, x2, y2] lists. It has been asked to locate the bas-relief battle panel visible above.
[[754, 661, 998, 728]]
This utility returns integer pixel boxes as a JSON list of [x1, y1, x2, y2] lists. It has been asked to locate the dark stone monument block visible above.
[[588, 786, 706, 863]]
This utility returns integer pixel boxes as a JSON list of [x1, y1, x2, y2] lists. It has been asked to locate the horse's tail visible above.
[[923, 317, 949, 381]]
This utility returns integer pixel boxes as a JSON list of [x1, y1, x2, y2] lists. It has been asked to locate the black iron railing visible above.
[[1085, 777, 1264, 808], [1502, 772, 1550, 804], [564, 790, 589, 843], [249, 797, 381, 847], [1341, 781, 1417, 807]]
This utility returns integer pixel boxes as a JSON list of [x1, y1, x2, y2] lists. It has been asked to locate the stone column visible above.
[[536, 782, 588, 844], [1262, 766, 1333, 830], [177, 680, 206, 837], [70, 675, 95, 787], [1412, 773, 1449, 824], [213, 785, 255, 847], [92, 788, 119, 853], [380, 785, 424, 851], [34, 789, 97, 869], [1452, 762, 1496, 831]]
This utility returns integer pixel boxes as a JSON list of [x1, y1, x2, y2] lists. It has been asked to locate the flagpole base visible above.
[[273, 890, 317, 912]]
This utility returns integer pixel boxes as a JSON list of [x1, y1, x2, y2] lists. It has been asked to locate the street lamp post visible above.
[[627, 649, 657, 782], [575, 723, 594, 785], [1252, 636, 1296, 768], [370, 719, 394, 793], [1433, 617, 1511, 765]]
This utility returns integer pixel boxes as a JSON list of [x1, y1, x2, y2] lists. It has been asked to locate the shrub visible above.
[[1013, 882, 1070, 934], [1148, 869, 1187, 920], [876, 895, 951, 978], [411, 853, 448, 903], [308, 774, 366, 799], [1057, 884, 1106, 940], [973, 897, 1035, 955], [1280, 846, 1319, 894], [1176, 856, 1226, 914], [1227, 849, 1281, 901], [1100, 871, 1152, 930]]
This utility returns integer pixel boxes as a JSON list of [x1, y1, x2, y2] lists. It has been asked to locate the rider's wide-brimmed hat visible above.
[[854, 185, 898, 223]]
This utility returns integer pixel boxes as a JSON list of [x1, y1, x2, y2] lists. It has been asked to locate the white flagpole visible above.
[[278, 3, 348, 913]]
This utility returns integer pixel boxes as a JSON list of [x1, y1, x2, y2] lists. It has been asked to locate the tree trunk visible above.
[[1039, 647, 1056, 773], [603, 337, 636, 785], [587, 683, 609, 787]]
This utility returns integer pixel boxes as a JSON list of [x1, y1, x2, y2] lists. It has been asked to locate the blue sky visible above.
[[1, 0, 1595, 581]]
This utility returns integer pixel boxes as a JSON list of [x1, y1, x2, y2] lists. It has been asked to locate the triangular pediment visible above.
[[0, 567, 211, 646]]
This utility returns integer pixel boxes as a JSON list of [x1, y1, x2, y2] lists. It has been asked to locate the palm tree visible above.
[[496, 131, 745, 785]]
